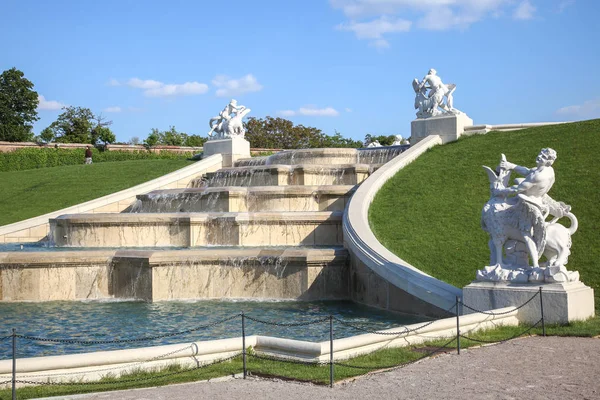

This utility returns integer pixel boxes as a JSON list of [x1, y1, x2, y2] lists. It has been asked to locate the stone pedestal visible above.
[[411, 113, 473, 144], [463, 281, 595, 324], [203, 137, 250, 167]]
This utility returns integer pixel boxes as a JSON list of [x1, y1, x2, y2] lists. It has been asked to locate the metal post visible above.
[[329, 315, 334, 388], [12, 328, 16, 400], [241, 312, 247, 379], [539, 287, 545, 337], [455, 296, 460, 355]]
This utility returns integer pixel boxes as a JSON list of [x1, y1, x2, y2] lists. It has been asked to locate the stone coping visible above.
[[343, 135, 462, 313], [464, 121, 571, 134], [141, 185, 357, 197], [213, 163, 374, 173], [0, 247, 348, 266], [0, 306, 518, 382], [0, 154, 224, 236], [52, 211, 344, 224]]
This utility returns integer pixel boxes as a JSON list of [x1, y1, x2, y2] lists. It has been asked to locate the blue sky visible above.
[[2, 0, 599, 143]]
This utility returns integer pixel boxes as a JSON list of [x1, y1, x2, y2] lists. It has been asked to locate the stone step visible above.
[[133, 185, 356, 213], [0, 247, 349, 302], [189, 164, 378, 188], [50, 211, 344, 248], [234, 146, 409, 167]]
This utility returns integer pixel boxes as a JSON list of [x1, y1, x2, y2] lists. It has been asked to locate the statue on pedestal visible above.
[[412, 69, 461, 118], [208, 99, 251, 140], [478, 148, 579, 283]]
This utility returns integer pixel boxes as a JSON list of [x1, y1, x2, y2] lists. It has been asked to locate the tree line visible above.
[[1, 67, 402, 149]]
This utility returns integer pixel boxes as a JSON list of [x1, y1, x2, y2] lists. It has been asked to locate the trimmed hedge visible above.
[[0, 147, 194, 172]]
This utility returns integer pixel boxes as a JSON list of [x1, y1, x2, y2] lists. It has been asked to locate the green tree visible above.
[[143, 126, 207, 148], [38, 126, 55, 143], [183, 134, 207, 147], [143, 128, 160, 148], [45, 106, 95, 143], [244, 117, 362, 149], [95, 126, 116, 146], [0, 67, 39, 142]]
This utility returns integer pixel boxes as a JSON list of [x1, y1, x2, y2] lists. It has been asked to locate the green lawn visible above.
[[369, 119, 600, 309], [0, 159, 193, 226]]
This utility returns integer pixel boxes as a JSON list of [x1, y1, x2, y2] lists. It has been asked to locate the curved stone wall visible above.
[[343, 135, 462, 317]]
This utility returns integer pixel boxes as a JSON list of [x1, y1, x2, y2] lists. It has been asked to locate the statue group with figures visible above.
[[478, 148, 579, 283], [208, 99, 251, 140], [412, 68, 462, 118]]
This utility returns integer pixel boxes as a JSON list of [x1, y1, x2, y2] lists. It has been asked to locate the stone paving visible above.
[[42, 336, 600, 400]]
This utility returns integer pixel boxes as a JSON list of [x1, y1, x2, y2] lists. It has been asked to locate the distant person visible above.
[[85, 146, 93, 164]]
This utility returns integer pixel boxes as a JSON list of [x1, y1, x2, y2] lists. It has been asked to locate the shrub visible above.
[[0, 147, 193, 172]]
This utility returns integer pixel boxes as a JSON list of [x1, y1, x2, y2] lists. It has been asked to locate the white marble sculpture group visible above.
[[478, 148, 579, 283], [413, 69, 461, 118], [208, 99, 251, 140]]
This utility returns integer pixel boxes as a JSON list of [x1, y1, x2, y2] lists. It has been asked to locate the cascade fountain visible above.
[[0, 143, 407, 303]]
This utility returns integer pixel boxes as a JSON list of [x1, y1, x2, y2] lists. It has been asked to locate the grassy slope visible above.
[[369, 120, 600, 308], [0, 159, 193, 226]]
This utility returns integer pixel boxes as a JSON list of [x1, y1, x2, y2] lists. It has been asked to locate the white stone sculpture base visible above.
[[203, 137, 250, 167], [411, 113, 473, 144], [463, 281, 595, 324]]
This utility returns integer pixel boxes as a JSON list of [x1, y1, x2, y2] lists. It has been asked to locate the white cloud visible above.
[[122, 77, 209, 97], [212, 74, 263, 97], [37, 95, 66, 111], [331, 0, 527, 45], [336, 15, 411, 47], [104, 106, 122, 113], [556, 99, 600, 119], [278, 110, 297, 117], [345, 108, 352, 113], [557, 0, 575, 13], [513, 0, 535, 20], [107, 78, 121, 86], [278, 106, 340, 117]]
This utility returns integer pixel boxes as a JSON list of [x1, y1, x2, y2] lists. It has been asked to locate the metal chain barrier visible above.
[[459, 318, 542, 344], [461, 291, 539, 315], [16, 314, 241, 345], [243, 315, 329, 327], [334, 336, 457, 370], [14, 353, 242, 387], [14, 344, 196, 379], [0, 335, 11, 342]]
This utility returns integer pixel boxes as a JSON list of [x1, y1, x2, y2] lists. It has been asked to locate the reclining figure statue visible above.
[[478, 148, 579, 283]]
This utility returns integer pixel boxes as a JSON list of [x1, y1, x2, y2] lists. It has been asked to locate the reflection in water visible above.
[[0, 300, 427, 359]]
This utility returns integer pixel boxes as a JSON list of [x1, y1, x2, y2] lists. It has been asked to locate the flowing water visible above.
[[0, 300, 428, 359]]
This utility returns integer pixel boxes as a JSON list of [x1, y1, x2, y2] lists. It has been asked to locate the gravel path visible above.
[[41, 336, 600, 400]]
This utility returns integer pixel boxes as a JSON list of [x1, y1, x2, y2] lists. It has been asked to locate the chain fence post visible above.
[[539, 287, 545, 337], [12, 328, 16, 400], [329, 315, 334, 388], [455, 296, 460, 355], [241, 312, 247, 379]]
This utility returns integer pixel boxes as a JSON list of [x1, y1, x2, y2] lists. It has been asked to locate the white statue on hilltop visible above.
[[412, 68, 461, 118], [366, 140, 382, 148], [208, 99, 251, 140], [392, 134, 404, 146], [478, 148, 579, 283]]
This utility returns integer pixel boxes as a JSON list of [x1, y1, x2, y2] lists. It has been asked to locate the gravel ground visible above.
[[40, 336, 600, 400]]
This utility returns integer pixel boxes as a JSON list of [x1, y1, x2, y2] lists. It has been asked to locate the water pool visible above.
[[0, 300, 428, 360]]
